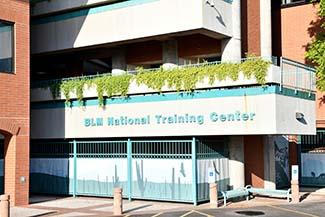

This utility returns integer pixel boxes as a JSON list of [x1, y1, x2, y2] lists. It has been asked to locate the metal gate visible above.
[[300, 130, 325, 187], [30, 138, 229, 204]]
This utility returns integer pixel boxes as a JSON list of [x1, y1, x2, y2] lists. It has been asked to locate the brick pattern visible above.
[[241, 0, 261, 56], [0, 0, 30, 206], [244, 136, 265, 188]]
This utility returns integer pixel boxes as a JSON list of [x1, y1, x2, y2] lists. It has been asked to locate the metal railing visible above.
[[31, 56, 276, 89], [31, 56, 315, 94], [280, 57, 316, 93]]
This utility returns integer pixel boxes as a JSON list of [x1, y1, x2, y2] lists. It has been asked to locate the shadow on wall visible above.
[[31, 0, 90, 53], [304, 3, 325, 65]]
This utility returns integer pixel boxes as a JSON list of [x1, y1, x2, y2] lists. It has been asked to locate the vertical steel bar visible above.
[[73, 140, 77, 197], [127, 139, 132, 201], [191, 137, 197, 205], [280, 57, 283, 92]]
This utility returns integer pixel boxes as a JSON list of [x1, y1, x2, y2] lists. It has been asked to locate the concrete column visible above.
[[228, 136, 245, 189], [221, 0, 241, 62], [112, 48, 126, 75], [263, 136, 276, 190], [209, 183, 218, 208], [291, 180, 300, 203], [260, 0, 272, 58], [113, 188, 123, 215], [163, 40, 178, 65]]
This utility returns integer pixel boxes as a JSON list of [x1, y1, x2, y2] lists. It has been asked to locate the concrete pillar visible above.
[[221, 0, 241, 62], [113, 188, 123, 215], [260, 0, 272, 58], [291, 180, 300, 203], [209, 183, 218, 208], [263, 136, 276, 190], [163, 40, 178, 65], [228, 136, 245, 189], [112, 48, 126, 75], [0, 195, 9, 217]]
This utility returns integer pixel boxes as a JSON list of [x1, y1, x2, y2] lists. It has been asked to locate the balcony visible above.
[[31, 57, 316, 103], [31, 0, 233, 54]]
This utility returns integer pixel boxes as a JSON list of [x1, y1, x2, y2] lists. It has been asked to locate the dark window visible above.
[[282, 0, 309, 5], [0, 21, 14, 73]]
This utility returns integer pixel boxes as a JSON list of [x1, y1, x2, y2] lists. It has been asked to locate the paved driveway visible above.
[[126, 202, 325, 217], [10, 194, 325, 217]]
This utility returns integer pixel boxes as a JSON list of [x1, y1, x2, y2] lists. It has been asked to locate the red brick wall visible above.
[[126, 41, 162, 64], [241, 0, 261, 56], [244, 136, 264, 188], [0, 0, 30, 206], [177, 34, 221, 58]]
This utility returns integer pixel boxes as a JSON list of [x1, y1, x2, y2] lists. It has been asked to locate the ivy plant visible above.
[[45, 57, 270, 105]]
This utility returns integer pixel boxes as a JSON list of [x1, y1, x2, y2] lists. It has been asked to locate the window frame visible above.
[[0, 19, 15, 74]]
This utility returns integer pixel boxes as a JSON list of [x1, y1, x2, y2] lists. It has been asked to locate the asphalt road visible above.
[[125, 201, 325, 217]]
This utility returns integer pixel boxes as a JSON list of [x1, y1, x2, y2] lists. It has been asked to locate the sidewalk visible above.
[[10, 189, 325, 217]]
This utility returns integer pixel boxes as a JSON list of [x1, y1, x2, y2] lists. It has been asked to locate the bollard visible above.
[[209, 182, 218, 208], [291, 180, 300, 203], [0, 194, 10, 217], [113, 188, 123, 216]]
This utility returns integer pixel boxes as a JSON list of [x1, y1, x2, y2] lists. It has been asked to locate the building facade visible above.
[[0, 0, 30, 206], [28, 0, 317, 204], [273, 1, 325, 187]]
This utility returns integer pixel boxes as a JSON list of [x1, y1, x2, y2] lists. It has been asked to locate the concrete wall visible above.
[[31, 88, 316, 139], [228, 136, 245, 189], [32, 0, 117, 16], [0, 0, 30, 206], [31, 0, 232, 54]]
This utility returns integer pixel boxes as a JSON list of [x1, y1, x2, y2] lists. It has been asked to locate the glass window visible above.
[[0, 21, 14, 73]]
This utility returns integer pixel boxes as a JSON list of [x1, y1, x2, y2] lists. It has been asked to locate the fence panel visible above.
[[300, 130, 325, 186], [131, 140, 193, 202], [75, 141, 128, 197], [30, 141, 73, 195]]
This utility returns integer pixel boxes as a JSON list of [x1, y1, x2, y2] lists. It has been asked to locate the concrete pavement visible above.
[[9, 189, 325, 217]]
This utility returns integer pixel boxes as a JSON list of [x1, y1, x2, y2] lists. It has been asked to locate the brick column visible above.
[[4, 134, 29, 206]]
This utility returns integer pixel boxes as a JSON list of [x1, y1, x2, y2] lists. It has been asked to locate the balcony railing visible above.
[[280, 57, 316, 93], [30, 56, 316, 102]]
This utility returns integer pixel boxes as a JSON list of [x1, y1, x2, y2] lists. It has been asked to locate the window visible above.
[[0, 21, 14, 73], [282, 0, 308, 5]]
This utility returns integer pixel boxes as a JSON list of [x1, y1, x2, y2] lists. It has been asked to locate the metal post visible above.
[[191, 137, 197, 206], [127, 139, 132, 201], [73, 140, 77, 198], [280, 57, 283, 92], [295, 66, 298, 94]]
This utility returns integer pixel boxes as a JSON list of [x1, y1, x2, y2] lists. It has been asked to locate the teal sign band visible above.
[[31, 85, 316, 110]]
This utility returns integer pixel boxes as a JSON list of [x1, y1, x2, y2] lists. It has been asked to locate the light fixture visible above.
[[206, 0, 215, 7], [296, 112, 304, 120]]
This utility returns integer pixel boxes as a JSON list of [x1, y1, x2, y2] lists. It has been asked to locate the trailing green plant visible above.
[[46, 57, 270, 105], [92, 74, 132, 106]]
